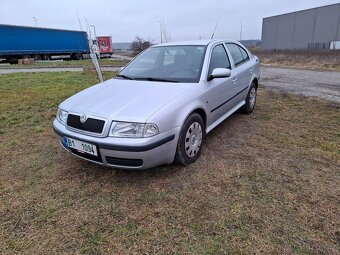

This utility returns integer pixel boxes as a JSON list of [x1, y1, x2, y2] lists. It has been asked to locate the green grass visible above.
[[0, 72, 339, 254]]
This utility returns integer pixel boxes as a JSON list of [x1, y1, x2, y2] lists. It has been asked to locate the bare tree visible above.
[[130, 36, 150, 54]]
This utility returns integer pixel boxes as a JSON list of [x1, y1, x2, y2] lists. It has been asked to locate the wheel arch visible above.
[[175, 105, 208, 135], [191, 108, 207, 128], [252, 77, 258, 89]]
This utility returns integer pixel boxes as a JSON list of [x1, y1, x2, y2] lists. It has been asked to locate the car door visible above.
[[205, 44, 236, 125], [225, 43, 253, 103]]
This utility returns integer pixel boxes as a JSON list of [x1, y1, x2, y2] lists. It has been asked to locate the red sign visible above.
[[97, 36, 112, 53]]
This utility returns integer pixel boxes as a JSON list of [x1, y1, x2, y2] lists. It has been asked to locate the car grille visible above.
[[67, 114, 105, 134], [106, 157, 143, 167]]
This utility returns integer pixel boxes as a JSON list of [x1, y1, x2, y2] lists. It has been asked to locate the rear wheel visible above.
[[240, 82, 257, 114], [42, 55, 51, 61], [72, 53, 83, 60], [33, 55, 42, 61], [175, 113, 205, 166]]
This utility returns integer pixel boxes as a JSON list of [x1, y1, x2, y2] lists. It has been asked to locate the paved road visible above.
[[111, 54, 133, 61], [0, 67, 121, 74], [260, 66, 340, 103]]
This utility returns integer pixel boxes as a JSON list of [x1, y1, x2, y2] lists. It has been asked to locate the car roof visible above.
[[151, 39, 240, 47]]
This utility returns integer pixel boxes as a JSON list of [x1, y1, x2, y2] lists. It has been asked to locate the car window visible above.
[[239, 46, 249, 61], [225, 43, 247, 66], [119, 45, 207, 83], [208, 44, 231, 77], [164, 48, 185, 66], [127, 47, 161, 74]]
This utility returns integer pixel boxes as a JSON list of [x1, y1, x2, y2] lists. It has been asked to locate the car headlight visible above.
[[57, 108, 68, 125], [110, 122, 159, 138]]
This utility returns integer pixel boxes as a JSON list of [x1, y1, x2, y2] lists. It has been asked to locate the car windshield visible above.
[[117, 45, 207, 83]]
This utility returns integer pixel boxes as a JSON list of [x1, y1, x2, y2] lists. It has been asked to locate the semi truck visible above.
[[97, 36, 112, 58], [89, 36, 112, 58], [0, 24, 90, 64]]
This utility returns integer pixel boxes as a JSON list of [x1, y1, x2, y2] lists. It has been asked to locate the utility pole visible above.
[[157, 21, 163, 43], [237, 22, 243, 41], [33, 17, 38, 27], [76, 9, 83, 31], [90, 25, 97, 38]]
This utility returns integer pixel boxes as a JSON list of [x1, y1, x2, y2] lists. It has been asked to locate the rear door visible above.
[[225, 43, 253, 102]]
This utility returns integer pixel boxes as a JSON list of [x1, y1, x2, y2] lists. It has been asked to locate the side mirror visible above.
[[209, 68, 231, 81]]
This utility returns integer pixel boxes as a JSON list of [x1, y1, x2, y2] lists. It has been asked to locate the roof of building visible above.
[[264, 3, 340, 19]]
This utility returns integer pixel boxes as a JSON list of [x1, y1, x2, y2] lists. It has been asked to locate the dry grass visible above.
[[0, 72, 339, 254], [252, 49, 340, 72]]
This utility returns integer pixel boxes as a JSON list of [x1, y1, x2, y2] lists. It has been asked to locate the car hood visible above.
[[60, 78, 195, 123]]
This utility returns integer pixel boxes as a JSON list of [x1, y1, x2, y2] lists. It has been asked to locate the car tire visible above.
[[42, 55, 51, 61], [175, 113, 205, 166], [241, 82, 257, 114], [72, 53, 83, 60], [9, 58, 18, 64], [34, 55, 42, 61]]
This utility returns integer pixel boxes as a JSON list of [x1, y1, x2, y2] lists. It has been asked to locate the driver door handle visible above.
[[232, 77, 237, 84]]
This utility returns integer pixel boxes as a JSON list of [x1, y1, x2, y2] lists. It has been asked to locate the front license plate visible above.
[[64, 137, 98, 156]]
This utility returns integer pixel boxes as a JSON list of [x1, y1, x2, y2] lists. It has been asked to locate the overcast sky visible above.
[[1, 0, 339, 43]]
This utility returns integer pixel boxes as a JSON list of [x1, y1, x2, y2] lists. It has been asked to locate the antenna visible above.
[[76, 9, 83, 31], [211, 20, 219, 39]]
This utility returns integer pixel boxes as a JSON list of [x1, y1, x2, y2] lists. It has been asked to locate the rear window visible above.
[[240, 47, 249, 61], [225, 43, 249, 66]]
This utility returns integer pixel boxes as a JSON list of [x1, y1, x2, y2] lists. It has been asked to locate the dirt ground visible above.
[[0, 72, 339, 254], [260, 66, 340, 103]]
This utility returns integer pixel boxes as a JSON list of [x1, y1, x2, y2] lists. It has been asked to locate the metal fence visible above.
[[307, 42, 331, 50]]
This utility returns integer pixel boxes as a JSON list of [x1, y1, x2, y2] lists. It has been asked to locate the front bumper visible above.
[[53, 119, 180, 169]]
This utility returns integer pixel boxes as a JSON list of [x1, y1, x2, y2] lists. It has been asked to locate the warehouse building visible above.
[[261, 3, 340, 50], [112, 43, 132, 52]]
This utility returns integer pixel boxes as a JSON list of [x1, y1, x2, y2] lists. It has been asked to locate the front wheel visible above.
[[72, 53, 83, 60], [175, 113, 205, 166], [241, 82, 257, 114]]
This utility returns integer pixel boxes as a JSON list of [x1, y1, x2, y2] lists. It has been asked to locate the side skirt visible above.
[[206, 100, 245, 134]]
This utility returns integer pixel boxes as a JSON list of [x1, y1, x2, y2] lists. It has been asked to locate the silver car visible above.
[[53, 39, 260, 169]]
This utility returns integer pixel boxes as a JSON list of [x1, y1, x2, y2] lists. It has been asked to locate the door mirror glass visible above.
[[210, 68, 231, 80]]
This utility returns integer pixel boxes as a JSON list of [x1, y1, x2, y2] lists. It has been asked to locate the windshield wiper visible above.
[[134, 77, 179, 83], [116, 74, 134, 80]]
